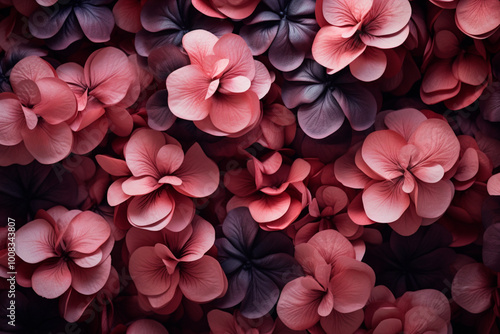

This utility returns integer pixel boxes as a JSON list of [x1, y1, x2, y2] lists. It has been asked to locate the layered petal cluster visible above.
[[57, 47, 139, 154], [240, 0, 319, 72], [214, 207, 301, 318], [362, 286, 451, 334], [421, 10, 491, 110], [335, 108, 460, 236], [277, 230, 375, 333], [167, 30, 272, 137], [126, 216, 227, 313], [97, 128, 219, 231], [15, 206, 113, 299], [282, 60, 377, 139], [192, 0, 260, 19], [312, 0, 412, 81], [135, 0, 233, 57], [224, 151, 311, 230], [0, 56, 77, 165], [28, 0, 115, 50]]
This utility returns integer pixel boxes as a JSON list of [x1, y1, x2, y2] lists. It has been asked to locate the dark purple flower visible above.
[[28, 0, 115, 50], [239, 0, 319, 72], [134, 0, 233, 57], [363, 224, 457, 298], [214, 207, 302, 319], [282, 59, 377, 139]]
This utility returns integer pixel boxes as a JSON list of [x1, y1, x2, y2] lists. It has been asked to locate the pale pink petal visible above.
[[452, 53, 489, 86], [404, 306, 448, 334], [32, 259, 71, 298], [363, 0, 412, 36], [124, 129, 166, 177], [455, 0, 500, 38], [487, 173, 500, 196], [453, 148, 479, 182], [213, 33, 256, 81], [32, 77, 77, 124], [69, 256, 111, 295], [259, 198, 303, 231], [127, 189, 174, 230], [412, 164, 445, 184], [248, 193, 291, 223], [122, 176, 161, 196], [9, 56, 55, 89], [361, 130, 407, 180], [421, 60, 459, 94], [22, 121, 72, 164], [362, 181, 410, 223], [173, 143, 219, 197], [69, 98, 105, 131], [107, 178, 131, 206], [129, 246, 172, 296], [178, 216, 215, 262], [360, 26, 410, 49], [128, 319, 169, 334], [349, 47, 387, 82], [208, 90, 259, 134], [15, 219, 56, 263], [164, 192, 195, 232], [312, 26, 367, 74], [182, 30, 219, 67], [96, 155, 130, 176], [64, 211, 110, 254], [249, 60, 272, 99], [322, 0, 372, 26], [155, 144, 185, 176], [0, 94, 25, 146], [414, 180, 454, 219], [14, 79, 41, 108], [383, 108, 427, 141], [334, 146, 372, 189], [179, 256, 227, 303], [308, 229, 356, 264]]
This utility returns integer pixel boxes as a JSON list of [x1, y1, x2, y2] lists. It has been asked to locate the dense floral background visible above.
[[0, 0, 500, 333]]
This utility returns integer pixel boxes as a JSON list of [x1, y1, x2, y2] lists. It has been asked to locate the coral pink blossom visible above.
[[126, 216, 227, 313], [0, 56, 77, 164], [487, 173, 500, 195], [56, 47, 138, 154], [224, 151, 311, 231], [15, 206, 113, 299], [167, 30, 272, 136], [361, 286, 451, 334], [335, 108, 460, 236], [277, 230, 375, 333], [97, 128, 219, 231], [312, 0, 411, 82], [192, 0, 261, 19]]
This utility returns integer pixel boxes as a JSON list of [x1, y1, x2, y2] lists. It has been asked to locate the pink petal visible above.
[[220, 75, 252, 94], [388, 203, 422, 236], [9, 56, 55, 89], [320, 309, 364, 334], [487, 173, 500, 196], [22, 121, 72, 164], [167, 65, 212, 121], [182, 30, 219, 68], [124, 129, 166, 177], [322, 0, 372, 26], [32, 259, 71, 298], [452, 53, 489, 86], [208, 90, 259, 134], [106, 105, 133, 136], [69, 97, 105, 132], [361, 130, 407, 180], [207, 310, 237, 334], [224, 169, 256, 197], [178, 216, 215, 262], [0, 94, 25, 146], [173, 143, 219, 197], [164, 192, 195, 232], [129, 246, 173, 296], [127, 319, 169, 334], [363, 0, 412, 36], [409, 119, 460, 172], [213, 33, 256, 81], [84, 47, 134, 106], [295, 243, 328, 276], [15, 219, 56, 263], [308, 229, 356, 264], [412, 164, 445, 183], [249, 60, 272, 99], [60, 288, 93, 322], [455, 0, 500, 38], [96, 155, 130, 176], [312, 26, 367, 74], [14, 79, 41, 108], [122, 176, 161, 196], [32, 77, 77, 124], [420, 60, 460, 101], [453, 148, 479, 182], [362, 181, 410, 223], [127, 189, 174, 230], [179, 256, 227, 303], [259, 198, 303, 231], [383, 108, 427, 141], [64, 211, 110, 254], [107, 178, 131, 206], [452, 263, 494, 313], [413, 180, 454, 219], [404, 306, 448, 334], [112, 0, 143, 33], [70, 116, 108, 155], [349, 47, 387, 82], [334, 146, 372, 189], [248, 193, 291, 223], [69, 256, 111, 295], [360, 26, 409, 49], [373, 318, 403, 334]]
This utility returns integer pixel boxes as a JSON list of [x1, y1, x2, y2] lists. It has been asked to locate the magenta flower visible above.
[[0, 56, 77, 165], [312, 0, 412, 81], [167, 30, 272, 137], [15, 206, 113, 299], [335, 108, 460, 236], [97, 128, 219, 231], [126, 216, 227, 314], [277, 230, 375, 333]]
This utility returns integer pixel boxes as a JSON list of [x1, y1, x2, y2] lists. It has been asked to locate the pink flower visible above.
[[487, 173, 500, 195], [277, 230, 375, 333], [0, 56, 77, 164], [192, 0, 261, 19], [224, 151, 311, 231], [312, 0, 411, 82], [15, 206, 113, 299], [167, 30, 272, 136], [335, 108, 460, 236], [126, 216, 227, 314], [56, 47, 138, 154], [363, 286, 451, 334], [97, 128, 219, 231]]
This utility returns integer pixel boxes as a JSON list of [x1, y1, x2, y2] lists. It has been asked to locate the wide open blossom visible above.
[[362, 286, 451, 334], [277, 230, 375, 333], [421, 10, 491, 110], [28, 0, 115, 50], [126, 216, 227, 314], [214, 207, 301, 318], [167, 30, 272, 137], [282, 59, 377, 139], [192, 0, 260, 19], [97, 129, 218, 231], [224, 151, 311, 231], [0, 55, 77, 165], [335, 108, 460, 236], [15, 206, 114, 299], [312, 0, 412, 82], [239, 0, 319, 72], [135, 0, 233, 57]]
